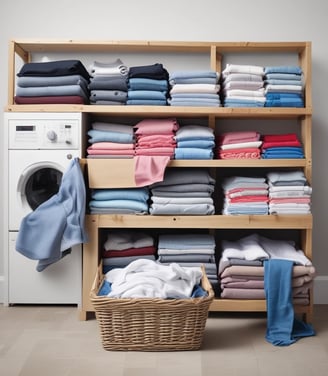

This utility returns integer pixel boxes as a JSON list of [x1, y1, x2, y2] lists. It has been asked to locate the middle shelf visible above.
[[87, 213, 313, 229]]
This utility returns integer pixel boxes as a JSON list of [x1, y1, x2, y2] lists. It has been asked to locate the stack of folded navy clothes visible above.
[[168, 70, 221, 106], [264, 66, 304, 107], [127, 63, 169, 105], [15, 59, 90, 104], [88, 58, 129, 105]]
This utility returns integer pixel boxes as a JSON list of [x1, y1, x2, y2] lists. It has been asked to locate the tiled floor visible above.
[[0, 304, 327, 376]]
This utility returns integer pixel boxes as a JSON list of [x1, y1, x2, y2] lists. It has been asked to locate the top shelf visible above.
[[11, 39, 311, 54], [7, 39, 312, 112]]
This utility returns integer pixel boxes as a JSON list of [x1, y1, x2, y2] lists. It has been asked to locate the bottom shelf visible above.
[[209, 299, 313, 322]]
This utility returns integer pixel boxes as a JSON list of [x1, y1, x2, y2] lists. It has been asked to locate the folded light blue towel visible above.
[[16, 158, 88, 271], [264, 259, 315, 346]]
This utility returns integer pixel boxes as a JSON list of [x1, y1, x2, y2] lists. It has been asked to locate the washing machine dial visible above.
[[46, 130, 57, 142]]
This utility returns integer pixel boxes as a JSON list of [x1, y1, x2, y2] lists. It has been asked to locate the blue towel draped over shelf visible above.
[[264, 259, 315, 346]]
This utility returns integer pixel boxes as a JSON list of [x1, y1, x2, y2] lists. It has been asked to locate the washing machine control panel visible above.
[[9, 119, 80, 149]]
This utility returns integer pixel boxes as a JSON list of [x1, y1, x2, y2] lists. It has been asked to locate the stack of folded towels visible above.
[[101, 231, 156, 273], [264, 66, 304, 107], [221, 64, 265, 107], [127, 63, 169, 105], [157, 233, 219, 293], [89, 187, 150, 215], [88, 59, 129, 105], [218, 233, 315, 304], [15, 59, 90, 104], [87, 121, 135, 158], [267, 170, 312, 214], [261, 133, 304, 159], [149, 168, 216, 215], [133, 118, 178, 158], [216, 131, 262, 159], [168, 70, 221, 106], [174, 124, 215, 159], [222, 176, 269, 215]]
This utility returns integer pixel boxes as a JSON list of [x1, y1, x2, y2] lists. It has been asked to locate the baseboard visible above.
[[313, 276, 328, 304], [0, 275, 4, 303]]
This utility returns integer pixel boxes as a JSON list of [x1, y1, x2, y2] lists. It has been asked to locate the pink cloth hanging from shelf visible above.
[[134, 155, 170, 187]]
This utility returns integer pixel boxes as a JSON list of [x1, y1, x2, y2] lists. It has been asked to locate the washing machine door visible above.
[[20, 162, 63, 210], [8, 150, 77, 231], [17, 161, 64, 212]]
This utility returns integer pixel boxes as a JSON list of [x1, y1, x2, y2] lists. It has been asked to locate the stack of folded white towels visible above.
[[221, 64, 265, 107], [267, 170, 312, 214]]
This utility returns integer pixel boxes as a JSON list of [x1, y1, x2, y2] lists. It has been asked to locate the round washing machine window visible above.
[[24, 167, 63, 210]]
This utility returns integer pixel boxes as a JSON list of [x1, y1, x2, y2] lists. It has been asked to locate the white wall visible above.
[[1, 0, 328, 303]]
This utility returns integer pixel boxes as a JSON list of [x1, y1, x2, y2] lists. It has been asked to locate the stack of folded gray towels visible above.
[[149, 168, 215, 215], [88, 59, 129, 105]]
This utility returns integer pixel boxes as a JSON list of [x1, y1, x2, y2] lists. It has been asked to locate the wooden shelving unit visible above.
[[6, 39, 313, 322]]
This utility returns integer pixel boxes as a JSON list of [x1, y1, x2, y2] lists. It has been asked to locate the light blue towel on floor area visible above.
[[264, 259, 315, 346], [16, 158, 88, 271]]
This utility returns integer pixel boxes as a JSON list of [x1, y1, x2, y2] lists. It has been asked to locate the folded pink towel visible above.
[[219, 131, 260, 145], [134, 155, 170, 187], [134, 118, 179, 135], [87, 148, 134, 156], [218, 147, 261, 159], [88, 142, 135, 150]]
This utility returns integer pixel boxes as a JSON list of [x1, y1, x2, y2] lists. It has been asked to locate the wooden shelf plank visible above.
[[11, 39, 310, 54], [5, 104, 312, 117], [86, 214, 313, 229], [209, 299, 312, 315]]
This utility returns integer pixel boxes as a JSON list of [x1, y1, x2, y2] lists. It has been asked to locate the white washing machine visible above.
[[4, 112, 86, 305]]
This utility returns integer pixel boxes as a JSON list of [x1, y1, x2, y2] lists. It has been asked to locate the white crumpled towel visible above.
[[105, 259, 202, 299]]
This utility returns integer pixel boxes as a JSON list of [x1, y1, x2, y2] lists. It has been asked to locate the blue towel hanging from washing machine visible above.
[[15, 158, 88, 271]]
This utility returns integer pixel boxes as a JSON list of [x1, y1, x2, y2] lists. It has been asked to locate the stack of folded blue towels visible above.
[[168, 70, 221, 106], [264, 66, 304, 107]]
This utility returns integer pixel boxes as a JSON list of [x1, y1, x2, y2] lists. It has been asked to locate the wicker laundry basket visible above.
[[90, 264, 214, 351]]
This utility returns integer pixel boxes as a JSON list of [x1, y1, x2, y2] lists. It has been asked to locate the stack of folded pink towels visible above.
[[216, 131, 262, 159]]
